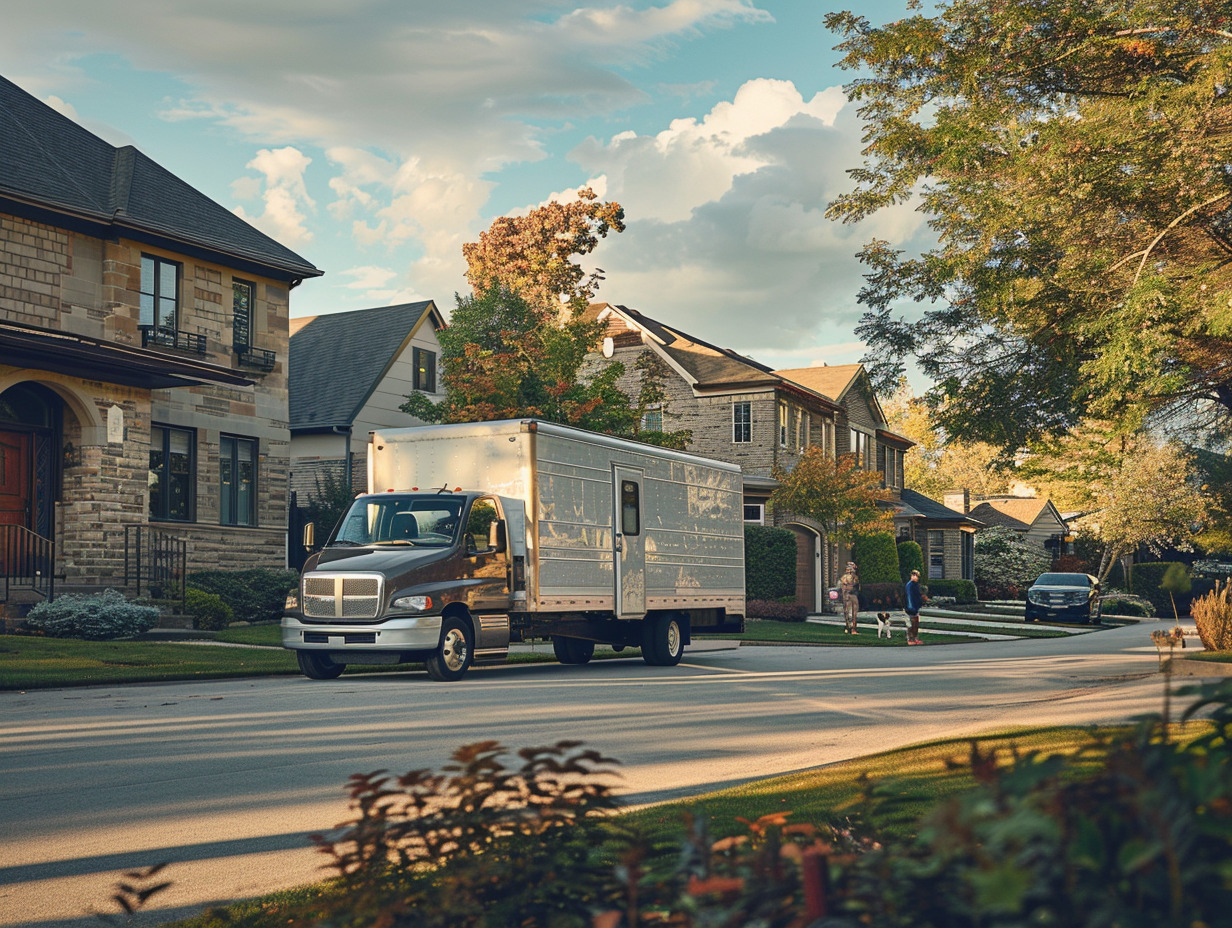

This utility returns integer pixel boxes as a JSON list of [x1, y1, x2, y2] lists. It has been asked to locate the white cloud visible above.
[[232, 146, 315, 246]]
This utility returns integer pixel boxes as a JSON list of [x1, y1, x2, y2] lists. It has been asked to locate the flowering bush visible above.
[[974, 525, 1052, 595], [26, 589, 158, 640]]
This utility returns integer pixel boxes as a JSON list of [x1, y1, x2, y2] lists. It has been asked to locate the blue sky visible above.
[[3, 0, 932, 374]]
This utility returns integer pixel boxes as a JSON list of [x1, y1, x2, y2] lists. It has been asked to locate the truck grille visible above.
[[302, 573, 384, 621]]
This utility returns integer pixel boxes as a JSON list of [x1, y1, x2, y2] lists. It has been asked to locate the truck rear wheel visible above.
[[642, 614, 684, 667], [426, 616, 474, 681], [553, 636, 595, 665], [297, 651, 345, 680]]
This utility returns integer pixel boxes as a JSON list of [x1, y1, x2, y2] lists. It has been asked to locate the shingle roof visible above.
[[898, 488, 981, 524], [773, 365, 863, 403], [0, 74, 320, 281], [967, 497, 1052, 531], [289, 301, 442, 430]]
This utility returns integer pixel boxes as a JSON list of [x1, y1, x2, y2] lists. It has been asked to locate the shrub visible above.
[[184, 587, 234, 631], [1131, 561, 1194, 616], [974, 525, 1051, 594], [923, 578, 978, 603], [185, 568, 299, 624], [1191, 581, 1232, 651], [859, 581, 904, 610], [979, 580, 1024, 601], [746, 599, 808, 622], [744, 525, 797, 602], [853, 531, 900, 584], [26, 589, 159, 640], [896, 540, 923, 582], [1099, 593, 1156, 618]]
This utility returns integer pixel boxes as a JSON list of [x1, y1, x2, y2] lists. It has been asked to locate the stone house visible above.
[[0, 74, 320, 605], [288, 301, 446, 505], [586, 303, 974, 609]]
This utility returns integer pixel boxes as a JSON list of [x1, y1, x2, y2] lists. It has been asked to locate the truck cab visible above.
[[282, 490, 517, 680]]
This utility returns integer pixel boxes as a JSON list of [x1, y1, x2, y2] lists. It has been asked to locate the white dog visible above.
[[876, 611, 895, 639]]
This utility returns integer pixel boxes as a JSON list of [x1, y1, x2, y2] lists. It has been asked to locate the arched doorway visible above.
[[785, 522, 827, 614], [0, 382, 61, 539]]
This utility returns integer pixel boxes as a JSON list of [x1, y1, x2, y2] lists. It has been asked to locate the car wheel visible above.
[[425, 616, 474, 681], [297, 651, 345, 680], [642, 613, 684, 667]]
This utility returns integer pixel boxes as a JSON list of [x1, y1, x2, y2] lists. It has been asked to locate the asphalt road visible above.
[[0, 620, 1199, 927]]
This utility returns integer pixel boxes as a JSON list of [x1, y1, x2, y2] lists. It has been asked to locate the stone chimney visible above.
[[943, 488, 970, 514]]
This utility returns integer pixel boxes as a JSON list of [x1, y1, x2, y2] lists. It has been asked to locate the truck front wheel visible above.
[[426, 616, 474, 681], [297, 651, 345, 680], [642, 614, 684, 667]]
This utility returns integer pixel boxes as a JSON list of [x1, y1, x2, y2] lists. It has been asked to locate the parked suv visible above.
[[1025, 572, 1101, 624]]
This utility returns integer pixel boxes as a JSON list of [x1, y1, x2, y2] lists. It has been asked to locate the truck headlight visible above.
[[391, 594, 433, 612], [285, 590, 299, 610]]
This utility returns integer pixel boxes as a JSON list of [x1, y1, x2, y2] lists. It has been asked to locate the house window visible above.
[[220, 435, 257, 527], [885, 445, 899, 488], [232, 279, 254, 350], [641, 405, 663, 433], [823, 420, 835, 457], [150, 425, 195, 522], [779, 402, 789, 447], [743, 503, 765, 524], [413, 347, 437, 393], [928, 530, 945, 579], [795, 409, 806, 451], [850, 429, 872, 469], [733, 402, 751, 443], [140, 255, 180, 335]]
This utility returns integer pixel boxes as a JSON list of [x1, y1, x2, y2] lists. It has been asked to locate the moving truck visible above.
[[282, 419, 746, 680]]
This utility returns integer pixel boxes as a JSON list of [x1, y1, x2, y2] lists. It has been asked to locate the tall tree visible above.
[[826, 1, 1232, 451], [770, 447, 894, 547]]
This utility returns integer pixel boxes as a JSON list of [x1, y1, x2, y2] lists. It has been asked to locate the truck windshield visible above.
[[329, 495, 465, 548]]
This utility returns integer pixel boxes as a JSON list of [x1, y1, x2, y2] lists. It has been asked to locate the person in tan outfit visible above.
[[839, 562, 861, 634]]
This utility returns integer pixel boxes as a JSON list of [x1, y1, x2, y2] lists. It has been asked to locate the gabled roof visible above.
[[967, 496, 1062, 532], [773, 365, 862, 404], [0, 74, 320, 282], [290, 301, 444, 430], [898, 488, 982, 525], [591, 303, 841, 411]]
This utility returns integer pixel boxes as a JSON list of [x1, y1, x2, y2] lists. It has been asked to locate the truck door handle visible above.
[[614, 534, 623, 552]]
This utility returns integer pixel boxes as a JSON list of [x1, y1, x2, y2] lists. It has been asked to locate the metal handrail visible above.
[[123, 525, 187, 610], [1, 524, 54, 602]]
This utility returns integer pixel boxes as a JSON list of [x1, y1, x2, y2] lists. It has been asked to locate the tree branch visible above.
[[1131, 192, 1232, 285]]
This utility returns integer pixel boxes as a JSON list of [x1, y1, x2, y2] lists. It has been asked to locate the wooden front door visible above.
[[0, 431, 32, 530]]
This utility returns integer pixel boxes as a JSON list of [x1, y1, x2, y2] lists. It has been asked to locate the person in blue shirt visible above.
[[904, 569, 925, 645]]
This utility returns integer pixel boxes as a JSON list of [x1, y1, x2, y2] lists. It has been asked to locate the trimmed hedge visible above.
[[853, 532, 900, 585], [186, 568, 300, 624], [185, 588, 235, 631], [897, 540, 923, 583], [923, 578, 979, 604], [746, 599, 808, 622], [744, 525, 798, 602], [859, 581, 904, 610]]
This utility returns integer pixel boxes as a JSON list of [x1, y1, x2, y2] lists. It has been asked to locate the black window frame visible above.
[[219, 434, 258, 527], [140, 255, 181, 336], [232, 278, 255, 351], [149, 424, 196, 523], [412, 346, 437, 393], [733, 402, 752, 443]]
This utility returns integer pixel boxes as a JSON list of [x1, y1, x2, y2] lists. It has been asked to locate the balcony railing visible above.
[[124, 525, 187, 610], [235, 344, 277, 372], [1, 525, 54, 603], [140, 326, 207, 356]]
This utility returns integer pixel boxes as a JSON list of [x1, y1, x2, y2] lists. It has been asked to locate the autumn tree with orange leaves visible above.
[[404, 189, 668, 438]]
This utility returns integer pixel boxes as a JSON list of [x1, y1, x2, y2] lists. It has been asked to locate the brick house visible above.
[[587, 303, 974, 609], [288, 300, 446, 502], [0, 74, 321, 604]]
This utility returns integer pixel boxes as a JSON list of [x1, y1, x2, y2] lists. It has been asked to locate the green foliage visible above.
[[184, 588, 234, 631], [308, 741, 621, 927], [853, 532, 900, 584], [302, 467, 355, 539], [185, 568, 299, 624], [770, 447, 893, 546], [746, 600, 808, 622], [897, 540, 923, 583], [1099, 593, 1156, 618], [26, 589, 159, 640], [743, 525, 798, 602], [826, 0, 1232, 447], [1131, 562, 1195, 616], [974, 525, 1052, 598], [923, 579, 978, 604]]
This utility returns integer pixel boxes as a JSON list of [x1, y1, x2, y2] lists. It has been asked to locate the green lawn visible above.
[[728, 616, 1071, 645]]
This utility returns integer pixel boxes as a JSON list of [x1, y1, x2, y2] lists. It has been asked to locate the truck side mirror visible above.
[[490, 520, 507, 554], [302, 522, 316, 551]]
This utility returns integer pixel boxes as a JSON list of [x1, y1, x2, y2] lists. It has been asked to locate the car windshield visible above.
[[329, 494, 465, 548], [1034, 573, 1090, 587]]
